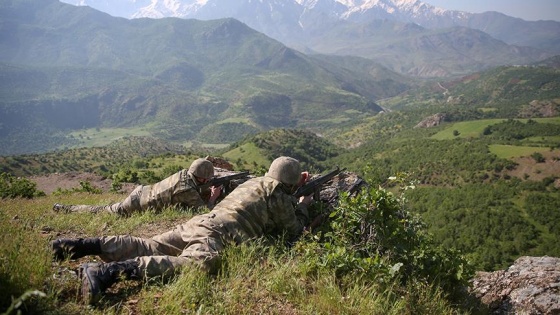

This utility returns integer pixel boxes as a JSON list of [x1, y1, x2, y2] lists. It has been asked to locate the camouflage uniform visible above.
[[58, 170, 209, 216], [94, 175, 309, 277]]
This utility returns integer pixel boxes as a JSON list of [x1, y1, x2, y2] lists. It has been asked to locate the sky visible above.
[[422, 0, 560, 22]]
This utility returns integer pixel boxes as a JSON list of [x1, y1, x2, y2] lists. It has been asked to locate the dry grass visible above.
[[1, 193, 470, 315]]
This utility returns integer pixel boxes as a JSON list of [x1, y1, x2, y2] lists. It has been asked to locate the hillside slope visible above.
[[59, 0, 558, 76], [0, 0, 408, 155]]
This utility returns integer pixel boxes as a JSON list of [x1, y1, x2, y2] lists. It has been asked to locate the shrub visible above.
[[0, 172, 45, 199], [161, 164, 184, 178], [52, 180, 102, 195], [112, 168, 139, 184], [295, 179, 473, 298], [531, 152, 545, 163]]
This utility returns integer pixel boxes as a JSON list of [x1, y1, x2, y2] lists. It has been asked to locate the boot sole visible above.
[[79, 263, 102, 305]]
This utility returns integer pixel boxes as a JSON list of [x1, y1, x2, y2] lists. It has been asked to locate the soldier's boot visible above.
[[79, 260, 141, 305], [51, 238, 101, 261], [53, 203, 71, 213], [53, 203, 105, 214]]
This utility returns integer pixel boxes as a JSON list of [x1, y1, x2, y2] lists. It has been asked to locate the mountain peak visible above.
[[63, 0, 455, 20], [57, 0, 560, 74]]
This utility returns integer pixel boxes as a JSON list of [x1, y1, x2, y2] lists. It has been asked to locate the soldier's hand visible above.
[[299, 194, 313, 206], [208, 185, 223, 206]]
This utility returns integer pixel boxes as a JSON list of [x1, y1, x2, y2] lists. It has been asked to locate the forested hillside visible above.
[[325, 97, 560, 270], [0, 0, 409, 156], [379, 64, 560, 116]]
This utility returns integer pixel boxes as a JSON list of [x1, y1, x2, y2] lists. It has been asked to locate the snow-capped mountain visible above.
[[62, 0, 469, 24], [60, 0, 558, 50], [59, 0, 559, 76], [59, 0, 476, 51]]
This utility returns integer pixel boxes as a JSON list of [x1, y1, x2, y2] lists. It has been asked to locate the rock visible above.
[[470, 256, 560, 314], [317, 171, 368, 208], [414, 113, 447, 128], [206, 156, 234, 171]]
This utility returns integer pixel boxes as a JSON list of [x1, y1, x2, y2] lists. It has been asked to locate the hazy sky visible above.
[[422, 0, 560, 21]]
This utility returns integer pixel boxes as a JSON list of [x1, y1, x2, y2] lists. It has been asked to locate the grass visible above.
[[199, 143, 232, 150], [431, 117, 560, 140], [63, 127, 153, 149], [478, 108, 497, 113], [144, 155, 194, 169], [215, 117, 254, 125], [222, 142, 271, 171], [0, 193, 478, 314], [522, 135, 560, 145], [431, 119, 507, 140], [489, 145, 554, 159]]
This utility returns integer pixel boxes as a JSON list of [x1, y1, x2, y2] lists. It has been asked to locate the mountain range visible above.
[[1, 0, 559, 156], [60, 0, 560, 76], [0, 0, 410, 155]]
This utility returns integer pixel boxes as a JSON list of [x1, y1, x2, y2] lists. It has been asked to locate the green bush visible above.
[[296, 183, 473, 297], [161, 164, 184, 179], [112, 168, 139, 184], [0, 172, 45, 199], [531, 152, 545, 163], [52, 180, 102, 195]]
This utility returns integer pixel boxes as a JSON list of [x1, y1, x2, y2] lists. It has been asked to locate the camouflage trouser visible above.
[[65, 185, 143, 216], [63, 170, 204, 216], [97, 215, 227, 278]]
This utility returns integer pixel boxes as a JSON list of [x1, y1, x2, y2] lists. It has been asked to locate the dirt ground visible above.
[[29, 172, 136, 195], [29, 156, 238, 195], [506, 151, 560, 188]]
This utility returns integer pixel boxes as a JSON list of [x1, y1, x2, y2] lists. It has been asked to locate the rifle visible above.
[[199, 171, 250, 190], [293, 167, 346, 199], [347, 178, 365, 196]]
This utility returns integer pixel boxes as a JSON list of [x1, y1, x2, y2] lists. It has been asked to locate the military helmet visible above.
[[188, 158, 214, 180], [266, 156, 301, 185]]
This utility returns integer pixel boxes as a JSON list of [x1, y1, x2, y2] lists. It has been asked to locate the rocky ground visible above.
[[471, 256, 560, 314]]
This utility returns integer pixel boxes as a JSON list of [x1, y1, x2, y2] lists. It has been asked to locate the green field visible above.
[[222, 142, 271, 170], [489, 144, 553, 159], [431, 117, 560, 140], [522, 135, 560, 145], [431, 119, 506, 139], [63, 127, 153, 148]]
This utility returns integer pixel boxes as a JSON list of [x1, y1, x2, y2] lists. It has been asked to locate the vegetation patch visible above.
[[221, 142, 270, 172], [431, 117, 560, 140], [525, 135, 560, 142], [0, 181, 481, 314], [431, 119, 508, 140], [63, 127, 153, 149], [489, 144, 553, 159]]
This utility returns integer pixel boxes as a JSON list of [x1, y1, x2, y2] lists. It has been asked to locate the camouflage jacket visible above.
[[202, 175, 310, 245], [138, 169, 209, 210]]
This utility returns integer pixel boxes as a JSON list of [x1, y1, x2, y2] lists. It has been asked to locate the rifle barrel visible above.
[[293, 167, 344, 198]]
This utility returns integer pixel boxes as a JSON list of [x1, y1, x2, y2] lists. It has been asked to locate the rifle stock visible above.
[[293, 167, 345, 198]]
